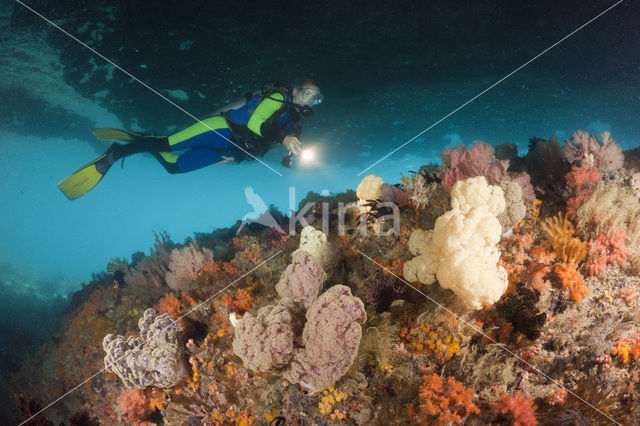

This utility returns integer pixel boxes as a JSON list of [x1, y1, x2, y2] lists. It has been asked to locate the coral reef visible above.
[[13, 130, 640, 425]]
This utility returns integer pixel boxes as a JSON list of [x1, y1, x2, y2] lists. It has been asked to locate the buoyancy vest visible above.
[[223, 82, 302, 160]]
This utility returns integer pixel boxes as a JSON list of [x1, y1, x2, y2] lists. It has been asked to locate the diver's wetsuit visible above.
[[58, 89, 304, 200], [152, 91, 302, 173]]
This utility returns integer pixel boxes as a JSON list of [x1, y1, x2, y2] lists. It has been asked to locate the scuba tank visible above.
[[204, 81, 292, 118], [203, 90, 260, 119]]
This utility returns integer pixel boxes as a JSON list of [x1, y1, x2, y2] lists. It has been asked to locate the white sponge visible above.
[[403, 176, 508, 309]]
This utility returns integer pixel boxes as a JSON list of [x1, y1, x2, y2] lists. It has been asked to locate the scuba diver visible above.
[[58, 80, 323, 199]]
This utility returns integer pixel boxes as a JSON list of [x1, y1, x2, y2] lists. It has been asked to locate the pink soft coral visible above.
[[438, 142, 534, 201], [165, 242, 214, 291], [564, 166, 602, 220], [584, 228, 630, 276], [117, 389, 151, 425], [490, 391, 538, 426], [439, 142, 510, 190]]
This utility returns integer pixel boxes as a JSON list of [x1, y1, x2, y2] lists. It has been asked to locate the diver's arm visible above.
[[247, 91, 302, 154], [283, 135, 302, 155], [247, 92, 286, 139]]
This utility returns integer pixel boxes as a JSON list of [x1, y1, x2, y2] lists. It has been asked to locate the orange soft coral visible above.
[[233, 289, 254, 312], [554, 263, 590, 302], [157, 292, 181, 319], [417, 374, 479, 425]]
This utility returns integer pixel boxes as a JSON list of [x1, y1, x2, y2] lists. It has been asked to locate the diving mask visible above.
[[297, 87, 323, 107]]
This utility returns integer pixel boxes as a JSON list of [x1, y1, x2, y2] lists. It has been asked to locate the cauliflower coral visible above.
[[403, 176, 508, 309]]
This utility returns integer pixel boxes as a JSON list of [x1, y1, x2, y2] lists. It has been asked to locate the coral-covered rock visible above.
[[103, 309, 184, 389], [276, 250, 327, 308]]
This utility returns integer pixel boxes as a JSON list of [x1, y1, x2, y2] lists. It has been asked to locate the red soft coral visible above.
[[584, 228, 630, 276], [233, 289, 254, 312], [117, 389, 151, 425], [490, 391, 538, 426], [157, 292, 181, 319], [417, 374, 479, 425]]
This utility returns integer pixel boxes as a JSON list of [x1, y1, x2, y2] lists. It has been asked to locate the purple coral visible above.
[[439, 142, 510, 190], [562, 130, 624, 172], [233, 255, 366, 393], [103, 309, 184, 389], [379, 183, 410, 204], [283, 285, 366, 393], [232, 304, 297, 371], [275, 250, 327, 308]]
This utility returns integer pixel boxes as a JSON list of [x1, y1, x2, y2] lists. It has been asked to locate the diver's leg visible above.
[[167, 116, 235, 151], [173, 148, 230, 173], [152, 116, 236, 173], [152, 152, 181, 174], [112, 136, 171, 158]]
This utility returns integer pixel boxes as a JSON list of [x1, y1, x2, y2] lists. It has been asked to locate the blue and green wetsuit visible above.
[[154, 91, 302, 173]]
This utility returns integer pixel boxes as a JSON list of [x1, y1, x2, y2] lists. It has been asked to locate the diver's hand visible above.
[[215, 155, 235, 165], [283, 135, 302, 155]]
